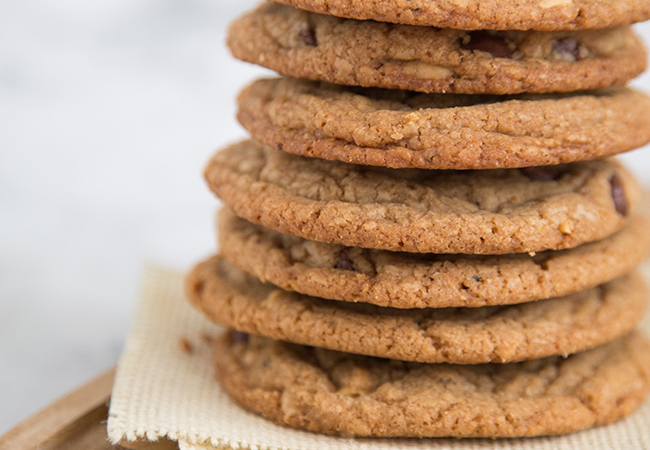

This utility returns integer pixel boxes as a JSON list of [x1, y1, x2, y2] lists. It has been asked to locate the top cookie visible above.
[[270, 0, 650, 30], [228, 3, 647, 94], [205, 140, 640, 254]]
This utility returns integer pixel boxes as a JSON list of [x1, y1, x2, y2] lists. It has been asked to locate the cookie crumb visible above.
[[179, 338, 193, 354], [559, 221, 573, 235]]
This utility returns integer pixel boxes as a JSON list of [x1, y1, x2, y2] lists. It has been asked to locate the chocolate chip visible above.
[[299, 27, 317, 46], [231, 330, 249, 344], [609, 173, 628, 216], [473, 275, 481, 283], [465, 31, 513, 58], [520, 167, 563, 181], [552, 38, 581, 61], [262, 358, 270, 367], [335, 247, 355, 271]]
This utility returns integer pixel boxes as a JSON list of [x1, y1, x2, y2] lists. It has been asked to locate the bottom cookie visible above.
[[214, 332, 650, 438]]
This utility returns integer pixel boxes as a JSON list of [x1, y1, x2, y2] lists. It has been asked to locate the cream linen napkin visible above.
[[107, 261, 650, 450]]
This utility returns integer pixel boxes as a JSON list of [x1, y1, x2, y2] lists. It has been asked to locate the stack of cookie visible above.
[[187, 0, 650, 438]]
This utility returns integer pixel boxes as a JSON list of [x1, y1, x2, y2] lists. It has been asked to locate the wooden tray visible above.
[[0, 367, 177, 450]]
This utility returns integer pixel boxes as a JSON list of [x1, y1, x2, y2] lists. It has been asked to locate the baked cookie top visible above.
[[269, 0, 650, 31], [189, 256, 647, 364], [218, 209, 650, 308], [228, 3, 646, 94], [239, 78, 650, 170], [204, 141, 640, 254], [214, 331, 650, 437]]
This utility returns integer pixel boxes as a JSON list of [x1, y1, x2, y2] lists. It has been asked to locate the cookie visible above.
[[269, 0, 650, 31], [204, 140, 640, 254], [217, 209, 650, 308], [189, 256, 647, 364], [213, 331, 650, 437], [227, 3, 646, 94], [238, 78, 650, 170]]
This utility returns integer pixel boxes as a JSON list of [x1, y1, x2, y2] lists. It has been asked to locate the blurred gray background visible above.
[[2, 0, 650, 435]]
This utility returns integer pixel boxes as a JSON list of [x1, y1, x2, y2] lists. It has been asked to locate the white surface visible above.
[[1, 0, 650, 436]]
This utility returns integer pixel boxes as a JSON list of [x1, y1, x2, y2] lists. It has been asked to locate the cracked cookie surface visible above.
[[228, 3, 646, 94], [213, 331, 650, 437], [217, 209, 650, 308], [269, 0, 650, 31], [239, 78, 650, 170], [204, 140, 640, 254]]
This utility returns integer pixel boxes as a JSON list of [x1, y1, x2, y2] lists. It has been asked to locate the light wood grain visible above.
[[0, 367, 178, 450], [0, 367, 116, 450]]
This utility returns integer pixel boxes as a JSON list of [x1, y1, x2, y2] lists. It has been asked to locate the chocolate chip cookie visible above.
[[217, 208, 650, 308], [214, 331, 650, 437], [204, 140, 640, 254], [269, 0, 650, 31], [228, 3, 646, 94], [189, 256, 647, 364], [238, 78, 650, 169]]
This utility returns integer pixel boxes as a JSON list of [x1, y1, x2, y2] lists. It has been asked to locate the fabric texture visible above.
[[107, 260, 650, 450]]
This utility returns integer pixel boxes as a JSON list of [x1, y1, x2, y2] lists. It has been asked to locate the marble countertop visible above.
[[2, 0, 650, 436]]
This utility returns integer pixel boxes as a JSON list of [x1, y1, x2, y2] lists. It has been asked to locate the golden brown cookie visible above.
[[269, 0, 650, 31], [238, 78, 650, 170], [204, 140, 640, 254], [188, 256, 647, 364], [214, 331, 650, 437], [228, 3, 647, 94], [217, 209, 650, 308]]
